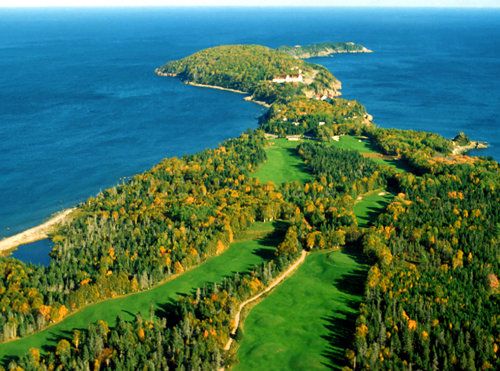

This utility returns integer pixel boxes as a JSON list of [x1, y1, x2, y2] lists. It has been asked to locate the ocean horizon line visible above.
[[1, 6, 500, 10]]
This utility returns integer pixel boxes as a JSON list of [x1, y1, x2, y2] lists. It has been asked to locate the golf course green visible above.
[[0, 222, 281, 362], [354, 190, 394, 228], [252, 139, 312, 184], [330, 135, 405, 172]]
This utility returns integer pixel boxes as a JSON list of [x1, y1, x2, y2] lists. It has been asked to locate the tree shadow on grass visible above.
[[334, 268, 368, 298], [357, 194, 393, 228], [333, 245, 368, 303], [320, 307, 360, 370], [252, 220, 287, 261], [285, 147, 311, 178], [0, 355, 17, 366], [252, 247, 275, 261], [41, 328, 75, 352], [0, 328, 85, 366], [358, 203, 389, 228], [321, 244, 369, 369], [155, 298, 184, 326], [342, 241, 369, 266]]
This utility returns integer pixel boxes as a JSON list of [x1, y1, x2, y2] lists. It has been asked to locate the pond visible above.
[[11, 239, 53, 267]]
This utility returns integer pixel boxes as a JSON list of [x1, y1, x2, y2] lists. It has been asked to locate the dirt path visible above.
[[0, 208, 76, 253], [224, 249, 308, 351]]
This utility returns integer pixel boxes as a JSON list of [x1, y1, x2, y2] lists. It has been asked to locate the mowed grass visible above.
[[354, 190, 394, 228], [0, 222, 282, 363], [329, 135, 376, 153], [235, 249, 368, 371], [252, 139, 312, 184], [234, 193, 391, 371], [330, 135, 406, 172]]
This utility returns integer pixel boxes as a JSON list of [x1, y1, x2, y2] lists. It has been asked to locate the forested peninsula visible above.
[[155, 45, 342, 103], [1, 43, 498, 371]]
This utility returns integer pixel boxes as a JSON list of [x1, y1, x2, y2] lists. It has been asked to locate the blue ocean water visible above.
[[1, 7, 499, 240]]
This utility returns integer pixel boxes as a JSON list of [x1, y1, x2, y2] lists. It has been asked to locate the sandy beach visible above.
[[0, 208, 76, 254], [186, 82, 271, 107], [186, 82, 247, 94]]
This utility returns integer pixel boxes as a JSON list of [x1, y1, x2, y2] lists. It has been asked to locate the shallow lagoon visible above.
[[11, 239, 53, 266]]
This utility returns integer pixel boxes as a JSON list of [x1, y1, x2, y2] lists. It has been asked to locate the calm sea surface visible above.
[[1, 7, 499, 240]]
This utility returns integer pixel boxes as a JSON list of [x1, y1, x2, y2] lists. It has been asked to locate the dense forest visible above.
[[354, 156, 499, 370], [259, 97, 371, 137], [1, 43, 498, 370]]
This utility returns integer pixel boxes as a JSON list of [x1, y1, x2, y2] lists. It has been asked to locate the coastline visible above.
[[6, 70, 271, 258], [187, 82, 271, 107], [0, 208, 76, 255], [6, 66, 485, 259], [156, 70, 272, 108], [298, 47, 373, 59], [243, 96, 271, 108], [185, 82, 247, 95]]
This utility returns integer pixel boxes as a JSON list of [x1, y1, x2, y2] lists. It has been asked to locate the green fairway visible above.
[[234, 249, 367, 371], [252, 139, 312, 184], [0, 222, 282, 362], [354, 190, 394, 228], [330, 135, 406, 172], [329, 135, 377, 153], [233, 193, 391, 370]]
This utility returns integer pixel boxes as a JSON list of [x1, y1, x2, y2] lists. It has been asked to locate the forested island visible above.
[[277, 41, 373, 59], [0, 43, 497, 371]]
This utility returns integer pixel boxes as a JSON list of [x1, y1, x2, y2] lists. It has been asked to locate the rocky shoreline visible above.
[[452, 140, 489, 155], [154, 68, 177, 77]]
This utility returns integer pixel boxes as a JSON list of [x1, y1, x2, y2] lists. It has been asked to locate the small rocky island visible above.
[[276, 42, 373, 59]]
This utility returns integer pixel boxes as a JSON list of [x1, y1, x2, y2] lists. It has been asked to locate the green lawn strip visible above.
[[234, 249, 368, 371], [0, 222, 282, 362], [252, 139, 312, 184], [354, 190, 394, 228], [330, 135, 406, 172]]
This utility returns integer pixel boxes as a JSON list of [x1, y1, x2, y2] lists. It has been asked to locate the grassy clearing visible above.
[[354, 190, 394, 228], [252, 139, 312, 184], [234, 249, 367, 371], [330, 135, 406, 172], [0, 222, 282, 362]]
